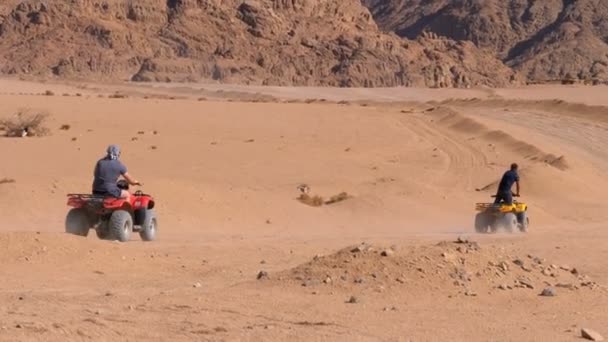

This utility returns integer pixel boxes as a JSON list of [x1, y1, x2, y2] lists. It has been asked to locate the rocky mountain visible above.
[[0, 0, 517, 87], [362, 0, 608, 83]]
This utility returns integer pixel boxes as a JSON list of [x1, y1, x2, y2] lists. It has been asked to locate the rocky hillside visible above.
[[0, 0, 517, 87], [362, 0, 608, 83]]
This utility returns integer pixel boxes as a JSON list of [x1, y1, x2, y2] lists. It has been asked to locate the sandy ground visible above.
[[0, 79, 607, 341]]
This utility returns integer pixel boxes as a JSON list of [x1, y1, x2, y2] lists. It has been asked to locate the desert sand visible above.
[[1, 79, 607, 341]]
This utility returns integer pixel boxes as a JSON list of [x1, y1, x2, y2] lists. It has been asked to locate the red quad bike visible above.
[[65, 180, 157, 242]]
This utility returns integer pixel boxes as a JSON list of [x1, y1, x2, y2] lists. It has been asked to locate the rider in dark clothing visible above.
[[92, 145, 140, 198], [494, 163, 520, 205]]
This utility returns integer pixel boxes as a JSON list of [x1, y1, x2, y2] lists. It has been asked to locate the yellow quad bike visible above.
[[474, 195, 529, 233]]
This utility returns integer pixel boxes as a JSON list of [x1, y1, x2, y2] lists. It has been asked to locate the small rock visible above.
[[354, 277, 365, 284], [346, 296, 359, 304], [383, 306, 398, 311], [193, 282, 202, 288], [15, 324, 22, 329], [464, 290, 477, 297], [499, 262, 509, 272], [128, 305, 135, 310], [260, 260, 266, 264], [581, 328, 604, 341], [540, 287, 556, 297], [498, 284, 508, 290], [18, 296, 24, 301], [256, 271, 269, 280], [513, 259, 524, 267], [323, 277, 332, 284], [395, 277, 406, 284], [571, 268, 579, 275], [560, 265, 572, 271], [380, 249, 394, 257]]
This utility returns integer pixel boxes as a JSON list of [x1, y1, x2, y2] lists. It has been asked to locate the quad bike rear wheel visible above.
[[139, 209, 157, 241], [474, 212, 491, 233], [66, 208, 90, 237], [109, 210, 133, 242], [517, 211, 529, 233]]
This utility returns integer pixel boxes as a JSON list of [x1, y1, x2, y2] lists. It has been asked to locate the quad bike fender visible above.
[[133, 196, 155, 210], [103, 198, 132, 211]]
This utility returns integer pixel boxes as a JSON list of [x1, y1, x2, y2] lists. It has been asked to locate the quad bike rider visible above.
[[65, 145, 157, 242], [475, 163, 529, 233]]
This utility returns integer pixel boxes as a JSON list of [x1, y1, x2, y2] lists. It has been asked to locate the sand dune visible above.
[[1, 80, 608, 341]]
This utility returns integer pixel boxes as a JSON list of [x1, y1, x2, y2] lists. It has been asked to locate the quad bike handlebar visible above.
[[491, 194, 520, 198]]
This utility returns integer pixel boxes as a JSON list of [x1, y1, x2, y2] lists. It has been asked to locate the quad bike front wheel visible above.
[[139, 209, 158, 241], [95, 221, 110, 240], [65, 208, 90, 237], [499, 213, 518, 233], [109, 210, 133, 242], [517, 211, 529, 233]]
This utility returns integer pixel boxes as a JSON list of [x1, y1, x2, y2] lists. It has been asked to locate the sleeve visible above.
[[119, 162, 127, 175]]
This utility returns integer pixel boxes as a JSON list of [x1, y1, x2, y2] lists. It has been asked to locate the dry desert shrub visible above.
[[298, 192, 350, 207], [298, 193, 325, 207], [0, 178, 16, 185], [325, 192, 349, 205], [0, 109, 51, 137], [108, 92, 128, 99]]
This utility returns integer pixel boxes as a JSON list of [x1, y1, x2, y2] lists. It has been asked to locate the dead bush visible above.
[[108, 92, 128, 99], [0, 178, 16, 185], [0, 109, 51, 137], [298, 194, 325, 207], [44, 90, 54, 96], [59, 124, 71, 130]]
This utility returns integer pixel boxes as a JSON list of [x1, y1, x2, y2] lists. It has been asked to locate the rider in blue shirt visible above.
[[494, 163, 520, 205]]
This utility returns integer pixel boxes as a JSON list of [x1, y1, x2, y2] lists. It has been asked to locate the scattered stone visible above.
[[395, 277, 406, 284], [556, 283, 575, 290], [513, 259, 524, 267], [383, 306, 398, 311], [540, 287, 556, 297], [581, 328, 604, 341], [15, 324, 22, 329], [464, 290, 477, 297], [193, 282, 202, 288], [381, 249, 394, 257], [456, 235, 469, 243], [571, 268, 580, 275], [346, 296, 359, 304], [323, 277, 332, 284], [517, 277, 535, 289], [354, 277, 365, 284], [18, 296, 24, 301], [302, 279, 320, 287], [560, 265, 572, 271], [256, 271, 269, 280], [351, 243, 372, 253], [499, 262, 509, 272], [498, 284, 508, 290]]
